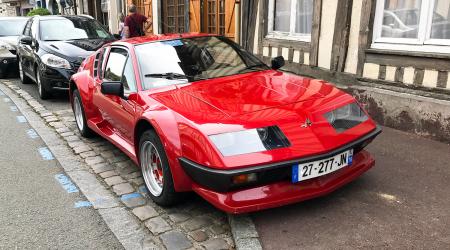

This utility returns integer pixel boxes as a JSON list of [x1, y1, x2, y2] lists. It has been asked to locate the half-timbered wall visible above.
[[252, 0, 450, 93]]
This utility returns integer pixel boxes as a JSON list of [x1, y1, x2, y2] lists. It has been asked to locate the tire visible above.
[[139, 130, 180, 206], [18, 57, 32, 84], [72, 89, 95, 138], [36, 67, 51, 100]]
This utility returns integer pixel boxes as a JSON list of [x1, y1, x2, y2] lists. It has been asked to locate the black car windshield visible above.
[[0, 19, 27, 36], [135, 36, 269, 90], [40, 18, 112, 41]]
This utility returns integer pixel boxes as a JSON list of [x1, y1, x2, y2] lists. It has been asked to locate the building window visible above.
[[372, 0, 450, 53], [267, 0, 314, 41]]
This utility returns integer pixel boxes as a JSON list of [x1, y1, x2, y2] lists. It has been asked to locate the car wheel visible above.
[[72, 89, 95, 138], [36, 67, 51, 100], [18, 58, 31, 84], [139, 130, 180, 206]]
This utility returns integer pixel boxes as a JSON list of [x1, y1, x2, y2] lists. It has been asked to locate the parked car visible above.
[[70, 34, 381, 213], [382, 9, 450, 39], [16, 15, 115, 99], [0, 17, 28, 78]]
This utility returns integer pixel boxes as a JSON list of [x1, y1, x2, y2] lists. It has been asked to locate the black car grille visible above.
[[71, 61, 82, 72]]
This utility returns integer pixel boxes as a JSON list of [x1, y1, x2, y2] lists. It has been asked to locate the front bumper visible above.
[[39, 64, 78, 91], [180, 126, 382, 193], [0, 57, 18, 76], [192, 149, 375, 214]]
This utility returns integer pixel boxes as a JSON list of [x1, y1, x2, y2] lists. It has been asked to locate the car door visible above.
[[93, 46, 137, 143], [19, 18, 34, 78]]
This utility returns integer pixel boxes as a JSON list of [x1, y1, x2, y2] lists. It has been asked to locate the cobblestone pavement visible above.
[[1, 79, 235, 250]]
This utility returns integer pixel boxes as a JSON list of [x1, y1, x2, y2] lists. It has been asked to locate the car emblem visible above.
[[301, 118, 313, 128]]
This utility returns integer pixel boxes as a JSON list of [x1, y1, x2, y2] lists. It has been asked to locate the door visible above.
[[201, 0, 235, 40], [19, 19, 34, 79], [94, 47, 138, 143], [162, 0, 188, 33]]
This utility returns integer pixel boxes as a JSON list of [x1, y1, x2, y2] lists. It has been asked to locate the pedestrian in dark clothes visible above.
[[123, 4, 152, 38]]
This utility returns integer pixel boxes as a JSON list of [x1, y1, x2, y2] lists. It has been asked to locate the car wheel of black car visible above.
[[139, 130, 180, 206], [72, 89, 95, 138], [18, 58, 31, 84], [36, 67, 51, 100]]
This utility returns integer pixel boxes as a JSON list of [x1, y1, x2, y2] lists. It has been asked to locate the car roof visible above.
[[116, 33, 217, 45], [0, 17, 29, 20], [33, 15, 93, 21]]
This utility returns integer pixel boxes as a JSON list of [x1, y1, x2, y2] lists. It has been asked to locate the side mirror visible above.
[[113, 34, 121, 40], [271, 56, 285, 70], [101, 81, 124, 98], [20, 36, 32, 46]]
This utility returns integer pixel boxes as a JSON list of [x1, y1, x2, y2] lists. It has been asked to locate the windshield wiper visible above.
[[145, 72, 189, 80], [238, 63, 268, 73]]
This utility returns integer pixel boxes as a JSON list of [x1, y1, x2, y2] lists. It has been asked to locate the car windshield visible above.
[[0, 19, 27, 36], [135, 36, 269, 90], [40, 18, 112, 41]]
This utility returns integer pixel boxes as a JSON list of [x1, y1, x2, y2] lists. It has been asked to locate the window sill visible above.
[[370, 43, 450, 56], [366, 47, 450, 60], [262, 37, 310, 51]]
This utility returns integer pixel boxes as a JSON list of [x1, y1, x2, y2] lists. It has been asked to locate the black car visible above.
[[17, 15, 115, 99], [0, 17, 28, 78]]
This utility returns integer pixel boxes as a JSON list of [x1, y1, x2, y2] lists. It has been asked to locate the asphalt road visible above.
[[0, 89, 123, 249], [253, 126, 450, 249]]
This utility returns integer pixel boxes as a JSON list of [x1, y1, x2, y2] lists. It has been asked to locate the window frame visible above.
[[266, 0, 312, 42], [102, 46, 137, 95], [372, 0, 450, 53]]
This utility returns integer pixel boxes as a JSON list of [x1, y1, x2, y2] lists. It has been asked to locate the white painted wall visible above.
[[344, 0, 363, 74], [317, 0, 338, 69]]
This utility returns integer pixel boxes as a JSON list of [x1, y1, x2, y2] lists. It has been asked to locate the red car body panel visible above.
[[70, 33, 380, 213]]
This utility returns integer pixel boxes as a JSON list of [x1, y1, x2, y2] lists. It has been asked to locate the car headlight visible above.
[[41, 54, 72, 69], [0, 41, 14, 51], [324, 102, 368, 133], [209, 126, 291, 156]]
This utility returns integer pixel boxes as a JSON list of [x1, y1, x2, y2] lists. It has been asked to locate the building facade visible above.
[[239, 0, 450, 142]]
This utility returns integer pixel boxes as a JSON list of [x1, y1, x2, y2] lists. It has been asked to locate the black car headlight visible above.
[[324, 102, 368, 133], [209, 126, 290, 156]]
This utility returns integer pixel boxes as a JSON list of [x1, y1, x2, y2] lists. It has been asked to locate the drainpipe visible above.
[[235, 0, 240, 44]]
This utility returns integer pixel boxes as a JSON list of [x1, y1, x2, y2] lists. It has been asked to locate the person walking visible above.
[[118, 13, 125, 39], [123, 4, 152, 38]]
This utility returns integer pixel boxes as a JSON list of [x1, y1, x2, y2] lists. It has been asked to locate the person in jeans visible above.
[[123, 4, 152, 38]]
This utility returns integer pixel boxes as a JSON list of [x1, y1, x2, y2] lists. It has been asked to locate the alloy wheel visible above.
[[73, 96, 84, 131], [18, 59, 23, 81], [140, 141, 164, 196]]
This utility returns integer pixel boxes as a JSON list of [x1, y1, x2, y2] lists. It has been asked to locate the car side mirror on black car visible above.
[[20, 36, 32, 46], [271, 56, 285, 70], [101, 81, 125, 99]]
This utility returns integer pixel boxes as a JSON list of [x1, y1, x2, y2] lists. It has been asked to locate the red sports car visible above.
[[70, 34, 381, 214]]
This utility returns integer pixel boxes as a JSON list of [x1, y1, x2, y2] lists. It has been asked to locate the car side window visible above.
[[121, 57, 137, 94], [23, 19, 32, 36], [103, 48, 128, 82]]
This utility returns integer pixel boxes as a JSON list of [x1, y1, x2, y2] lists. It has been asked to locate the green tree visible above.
[[27, 8, 51, 17]]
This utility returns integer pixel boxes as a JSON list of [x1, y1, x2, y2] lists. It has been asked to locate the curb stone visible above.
[[1, 79, 264, 250]]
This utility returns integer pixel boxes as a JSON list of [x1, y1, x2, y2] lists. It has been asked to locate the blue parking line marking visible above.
[[121, 192, 142, 201], [74, 201, 93, 208], [3, 97, 10, 102], [26, 129, 39, 139], [55, 173, 79, 193], [138, 185, 149, 194], [16, 116, 27, 123], [10, 106, 18, 112], [38, 147, 54, 160]]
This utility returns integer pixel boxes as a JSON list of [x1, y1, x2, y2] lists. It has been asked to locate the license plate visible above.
[[292, 149, 353, 183]]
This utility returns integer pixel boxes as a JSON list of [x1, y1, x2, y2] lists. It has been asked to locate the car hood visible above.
[[39, 38, 113, 62], [153, 70, 330, 119]]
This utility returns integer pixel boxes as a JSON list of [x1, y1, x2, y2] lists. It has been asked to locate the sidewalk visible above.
[[0, 89, 123, 249]]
